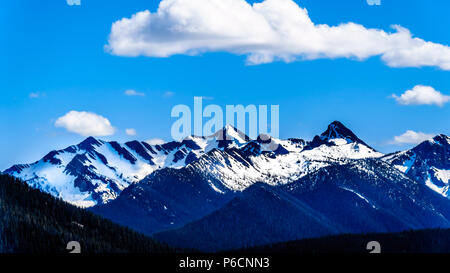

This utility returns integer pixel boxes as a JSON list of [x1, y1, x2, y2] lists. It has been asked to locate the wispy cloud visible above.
[[163, 91, 175, 98], [391, 85, 450, 106], [125, 128, 137, 136], [145, 138, 165, 145], [29, 92, 40, 98], [390, 130, 434, 145], [106, 0, 450, 69], [124, 89, 145, 96], [29, 92, 45, 99], [66, 0, 81, 6], [55, 111, 116, 137]]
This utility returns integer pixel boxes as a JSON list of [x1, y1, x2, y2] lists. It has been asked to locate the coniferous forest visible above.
[[2, 173, 450, 254], [0, 174, 172, 253], [237, 228, 450, 253]]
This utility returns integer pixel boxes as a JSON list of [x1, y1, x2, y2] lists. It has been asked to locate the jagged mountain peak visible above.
[[320, 121, 365, 144], [77, 136, 104, 151], [430, 134, 450, 146], [413, 134, 450, 152], [304, 121, 376, 153], [382, 133, 450, 198], [209, 124, 250, 143]]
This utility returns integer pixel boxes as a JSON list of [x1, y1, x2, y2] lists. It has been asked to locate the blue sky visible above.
[[1, 0, 450, 170]]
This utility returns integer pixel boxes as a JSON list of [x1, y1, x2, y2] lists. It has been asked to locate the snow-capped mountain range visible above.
[[383, 134, 450, 198], [3, 121, 449, 207], [2, 126, 250, 207]]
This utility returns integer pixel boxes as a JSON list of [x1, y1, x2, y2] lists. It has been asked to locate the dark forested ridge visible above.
[[0, 174, 172, 253], [1, 172, 450, 254], [154, 162, 450, 252], [236, 228, 450, 253]]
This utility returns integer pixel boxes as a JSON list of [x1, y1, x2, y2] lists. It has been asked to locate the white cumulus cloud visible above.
[[125, 89, 146, 96], [392, 85, 450, 106], [105, 0, 450, 69], [55, 111, 116, 137], [145, 138, 165, 145], [391, 130, 434, 145], [125, 128, 137, 136]]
